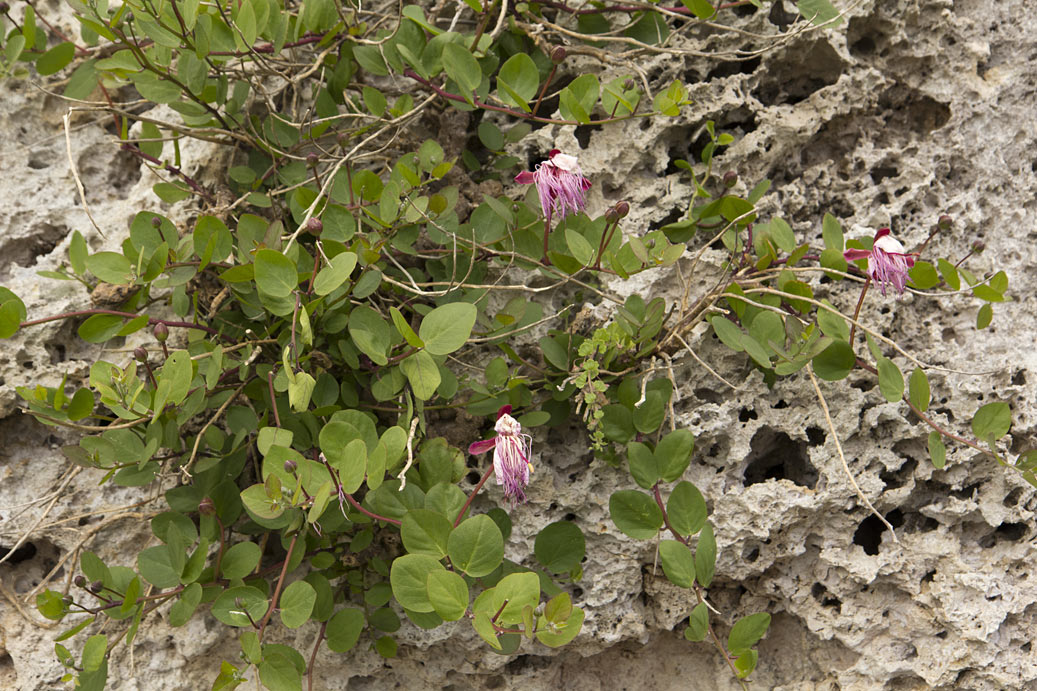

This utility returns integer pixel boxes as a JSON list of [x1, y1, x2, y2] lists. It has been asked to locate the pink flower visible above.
[[515, 150, 592, 228], [468, 406, 534, 503], [844, 228, 916, 295]]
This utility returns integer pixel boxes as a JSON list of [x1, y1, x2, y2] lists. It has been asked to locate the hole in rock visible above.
[[694, 388, 722, 404], [772, 399, 789, 409], [465, 471, 481, 484], [0, 542, 37, 563], [870, 164, 899, 184], [705, 57, 762, 81], [853, 510, 900, 555], [805, 426, 825, 446], [648, 206, 683, 231], [573, 124, 600, 150], [1012, 370, 1026, 386], [755, 41, 844, 106], [978, 522, 1027, 548], [1002, 488, 1023, 507], [1023, 642, 1032, 653], [768, 0, 797, 28], [0, 222, 68, 275], [742, 545, 759, 562], [743, 426, 817, 489], [880, 457, 917, 490], [879, 87, 951, 134], [738, 407, 758, 423]]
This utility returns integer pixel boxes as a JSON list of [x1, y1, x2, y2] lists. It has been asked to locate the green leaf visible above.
[[427, 570, 469, 621], [727, 612, 771, 655], [681, 0, 715, 19], [734, 650, 758, 679], [137, 546, 181, 588], [694, 523, 716, 587], [419, 302, 477, 356], [390, 553, 444, 613], [81, 634, 108, 672], [656, 429, 695, 482], [972, 402, 1011, 440], [937, 258, 960, 291], [816, 301, 849, 341], [659, 540, 696, 588], [908, 261, 940, 290], [400, 350, 441, 401], [667, 481, 707, 537], [85, 252, 133, 284], [37, 42, 76, 75], [558, 75, 599, 123], [821, 213, 844, 251], [976, 303, 993, 329], [220, 541, 261, 580], [278, 580, 316, 628], [767, 218, 796, 254], [154, 350, 193, 411], [496, 53, 539, 111], [536, 606, 584, 647], [797, 0, 843, 25], [254, 249, 298, 297], [534, 522, 585, 573], [442, 43, 481, 101], [876, 357, 904, 403], [811, 341, 855, 381], [348, 305, 391, 366], [259, 652, 302, 691], [389, 307, 424, 348], [908, 368, 929, 412], [684, 602, 709, 642], [448, 514, 504, 577], [565, 227, 595, 266], [401, 509, 453, 558], [325, 608, 365, 652], [36, 590, 67, 621], [168, 582, 202, 627], [710, 316, 745, 352], [609, 490, 663, 539], [627, 441, 659, 489], [77, 314, 124, 343]]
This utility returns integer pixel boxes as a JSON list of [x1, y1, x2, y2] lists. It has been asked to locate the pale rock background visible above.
[[2, 0, 1036, 689]]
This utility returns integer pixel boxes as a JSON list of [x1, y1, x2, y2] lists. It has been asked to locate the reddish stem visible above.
[[454, 465, 496, 528]]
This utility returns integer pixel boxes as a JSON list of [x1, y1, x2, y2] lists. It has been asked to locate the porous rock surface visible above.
[[2, 0, 1037, 689]]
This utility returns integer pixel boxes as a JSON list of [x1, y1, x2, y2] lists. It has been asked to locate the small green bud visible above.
[[284, 459, 298, 473], [153, 322, 169, 343], [133, 346, 148, 362], [151, 216, 162, 228], [604, 207, 620, 224], [972, 240, 985, 253], [723, 171, 738, 188], [938, 214, 952, 230], [623, 78, 636, 91]]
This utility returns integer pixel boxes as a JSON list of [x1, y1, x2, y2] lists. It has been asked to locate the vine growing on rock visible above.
[[0, 0, 1031, 688]]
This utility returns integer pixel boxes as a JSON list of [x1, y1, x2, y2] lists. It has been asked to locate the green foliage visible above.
[[1, 0, 1012, 687]]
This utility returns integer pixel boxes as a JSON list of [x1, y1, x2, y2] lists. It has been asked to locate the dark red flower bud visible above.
[[0, 3, 10, 13], [305, 217, 323, 234], [614, 201, 630, 218], [623, 78, 636, 91], [133, 346, 148, 362], [306, 152, 319, 166], [153, 322, 169, 343], [74, 575, 87, 588], [972, 240, 985, 253], [938, 214, 952, 230], [723, 171, 738, 188], [89, 580, 104, 593], [284, 459, 298, 473], [151, 216, 162, 228], [551, 46, 567, 64], [198, 497, 216, 516]]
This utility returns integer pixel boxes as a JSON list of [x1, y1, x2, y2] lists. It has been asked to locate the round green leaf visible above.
[[908, 367, 930, 412], [419, 302, 478, 356], [254, 249, 298, 297], [667, 481, 707, 536], [389, 554, 444, 613], [400, 350, 441, 401], [534, 521, 585, 573], [658, 540, 696, 588], [972, 401, 1011, 441], [313, 252, 357, 296], [609, 489, 663, 540], [37, 41, 76, 75], [656, 429, 695, 482], [211, 586, 268, 627], [137, 545, 181, 588], [684, 601, 709, 642], [427, 569, 469, 621], [401, 509, 453, 558], [727, 612, 771, 655], [877, 357, 904, 403], [348, 304, 391, 365], [447, 514, 504, 577], [85, 251, 132, 284], [811, 341, 855, 381], [325, 608, 365, 652], [278, 580, 316, 628], [496, 53, 539, 110]]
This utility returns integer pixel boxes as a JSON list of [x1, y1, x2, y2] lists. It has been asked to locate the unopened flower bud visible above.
[[604, 207, 620, 224], [971, 240, 985, 253], [151, 216, 162, 228], [0, 3, 10, 13], [89, 580, 104, 594], [198, 497, 216, 516], [305, 217, 323, 234], [623, 78, 636, 91], [614, 201, 630, 218], [336, 132, 349, 148], [62, 595, 74, 605], [133, 346, 148, 362], [938, 214, 952, 230], [306, 152, 319, 166], [551, 46, 566, 64], [153, 322, 169, 343], [284, 459, 298, 473], [723, 171, 738, 188], [74, 575, 87, 588]]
